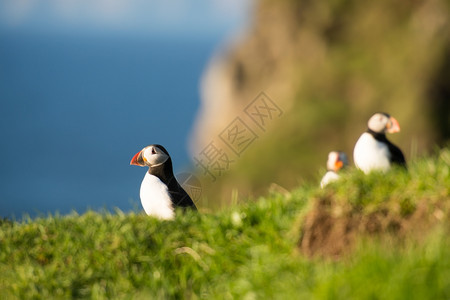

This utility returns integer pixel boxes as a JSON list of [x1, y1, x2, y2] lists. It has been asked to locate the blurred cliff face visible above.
[[191, 0, 450, 205]]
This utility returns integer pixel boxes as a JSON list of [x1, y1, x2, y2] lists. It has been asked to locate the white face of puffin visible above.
[[326, 151, 348, 172], [367, 113, 401, 134], [130, 145, 169, 167], [141, 145, 169, 167]]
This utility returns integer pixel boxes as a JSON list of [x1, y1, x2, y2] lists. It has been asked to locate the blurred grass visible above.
[[0, 148, 449, 299]]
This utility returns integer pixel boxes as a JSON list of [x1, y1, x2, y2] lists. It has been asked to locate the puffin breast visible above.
[[321, 171, 340, 188], [140, 172, 175, 220], [354, 132, 391, 173]]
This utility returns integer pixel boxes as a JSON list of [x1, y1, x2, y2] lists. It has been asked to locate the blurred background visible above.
[[1, 0, 449, 218], [192, 0, 450, 207]]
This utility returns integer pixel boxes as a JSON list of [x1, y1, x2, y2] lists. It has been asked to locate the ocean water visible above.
[[0, 32, 217, 218]]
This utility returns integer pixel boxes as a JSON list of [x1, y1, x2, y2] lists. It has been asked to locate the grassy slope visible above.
[[0, 149, 449, 299]]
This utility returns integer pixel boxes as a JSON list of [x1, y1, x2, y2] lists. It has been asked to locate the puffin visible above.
[[353, 112, 406, 174], [320, 151, 348, 188], [130, 144, 196, 220]]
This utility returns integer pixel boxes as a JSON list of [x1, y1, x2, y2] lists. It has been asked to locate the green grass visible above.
[[1, 148, 449, 299]]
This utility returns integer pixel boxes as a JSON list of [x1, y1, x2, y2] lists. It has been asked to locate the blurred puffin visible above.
[[130, 144, 196, 220], [320, 151, 348, 188], [353, 112, 406, 174]]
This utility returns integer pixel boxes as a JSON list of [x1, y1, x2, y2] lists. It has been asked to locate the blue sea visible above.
[[0, 32, 219, 218]]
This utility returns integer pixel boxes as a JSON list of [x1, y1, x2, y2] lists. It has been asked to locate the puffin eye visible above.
[[151, 148, 157, 155]]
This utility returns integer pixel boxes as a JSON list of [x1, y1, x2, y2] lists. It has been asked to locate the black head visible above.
[[130, 144, 171, 168]]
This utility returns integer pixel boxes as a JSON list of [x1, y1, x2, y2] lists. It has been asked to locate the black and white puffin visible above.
[[130, 144, 196, 220], [353, 112, 406, 174], [320, 151, 348, 188]]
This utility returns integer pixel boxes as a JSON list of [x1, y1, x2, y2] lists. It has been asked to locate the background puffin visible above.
[[320, 151, 348, 188], [130, 144, 196, 220], [353, 112, 406, 174]]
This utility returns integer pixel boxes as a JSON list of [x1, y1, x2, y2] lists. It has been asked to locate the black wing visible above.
[[169, 185, 197, 209], [368, 130, 407, 169], [386, 141, 407, 168]]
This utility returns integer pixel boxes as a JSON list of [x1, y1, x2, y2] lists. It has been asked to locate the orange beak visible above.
[[130, 151, 143, 166], [387, 116, 400, 133], [334, 160, 344, 172]]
